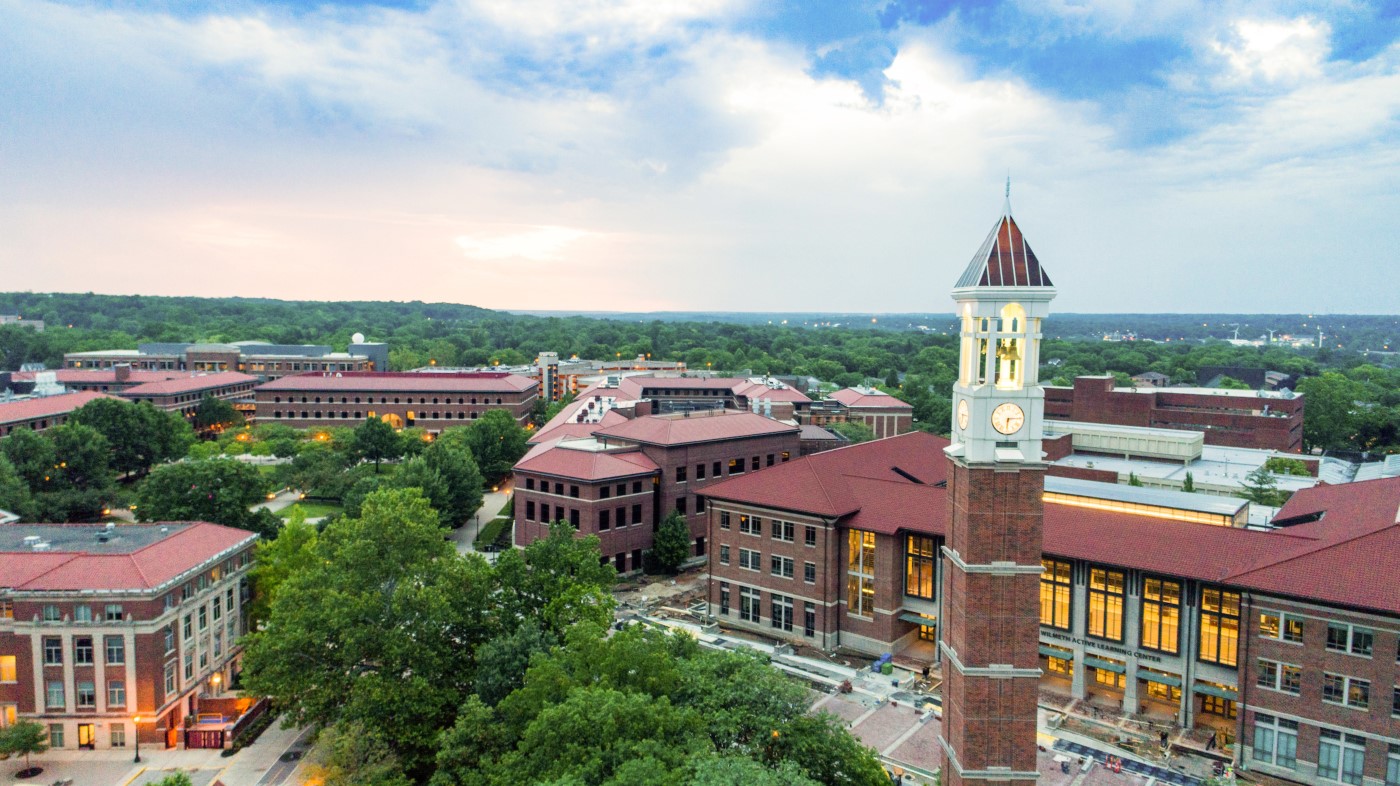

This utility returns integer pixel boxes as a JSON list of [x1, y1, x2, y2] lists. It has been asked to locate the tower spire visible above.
[[1003, 174, 1012, 215]]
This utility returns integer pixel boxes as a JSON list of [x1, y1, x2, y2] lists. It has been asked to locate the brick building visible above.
[[702, 432, 1400, 785], [64, 339, 387, 382], [10, 367, 189, 395], [117, 372, 258, 418], [0, 392, 116, 437], [253, 372, 537, 431], [0, 522, 257, 751], [513, 409, 800, 572], [1045, 376, 1304, 452], [808, 386, 915, 439]]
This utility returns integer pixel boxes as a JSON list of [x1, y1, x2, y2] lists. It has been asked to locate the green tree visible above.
[[240, 488, 495, 774], [473, 621, 558, 707], [351, 416, 404, 472], [650, 511, 692, 574], [137, 459, 271, 534], [465, 410, 528, 480], [492, 521, 617, 638], [151, 773, 195, 786], [1240, 466, 1290, 508], [72, 398, 193, 477], [0, 454, 35, 520], [421, 432, 485, 527], [1128, 472, 1143, 487], [193, 394, 242, 431], [829, 420, 876, 444], [1297, 372, 1367, 451], [309, 721, 413, 786], [0, 719, 50, 774], [1263, 457, 1311, 476], [1216, 376, 1252, 390], [686, 755, 822, 786], [248, 507, 319, 627], [1182, 471, 1196, 493]]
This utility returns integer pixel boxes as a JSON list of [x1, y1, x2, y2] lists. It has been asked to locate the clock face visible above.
[[956, 399, 969, 430], [990, 402, 1025, 435]]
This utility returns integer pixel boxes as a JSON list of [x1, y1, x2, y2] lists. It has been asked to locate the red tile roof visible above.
[[593, 410, 798, 446], [0, 392, 117, 426], [120, 371, 257, 398], [703, 433, 1400, 615], [0, 522, 256, 592], [13, 369, 186, 385], [515, 440, 659, 481], [827, 388, 914, 410], [257, 371, 537, 393]]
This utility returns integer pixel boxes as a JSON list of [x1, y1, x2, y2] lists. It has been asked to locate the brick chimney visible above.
[[114, 364, 131, 383]]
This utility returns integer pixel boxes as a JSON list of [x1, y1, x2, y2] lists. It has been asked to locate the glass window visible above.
[[43, 637, 62, 665], [905, 535, 936, 600], [1087, 567, 1126, 641], [770, 594, 794, 632], [1198, 587, 1240, 667], [720, 511, 730, 530], [1386, 745, 1399, 786], [48, 724, 63, 748], [739, 587, 760, 623], [0, 655, 15, 683], [110, 724, 126, 748], [74, 637, 93, 666], [104, 604, 123, 621], [1040, 559, 1072, 630], [1140, 577, 1181, 654], [74, 605, 92, 623], [76, 678, 96, 708], [46, 681, 64, 708], [718, 581, 729, 616], [805, 526, 817, 547], [846, 530, 876, 618], [42, 605, 61, 622], [108, 680, 126, 707], [1328, 624, 1374, 656], [719, 545, 729, 565], [804, 562, 816, 583], [770, 555, 794, 579], [1252, 713, 1297, 770]]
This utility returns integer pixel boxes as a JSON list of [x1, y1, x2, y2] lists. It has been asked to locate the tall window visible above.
[[1327, 624, 1374, 657], [1087, 567, 1125, 641], [1199, 587, 1240, 667], [1319, 730, 1366, 785], [1040, 559, 1072, 630], [718, 582, 729, 616], [847, 530, 876, 618], [905, 535, 936, 600], [108, 680, 126, 707], [0, 656, 15, 683], [771, 594, 794, 632], [46, 681, 64, 708], [74, 637, 93, 666], [1141, 577, 1181, 654], [739, 587, 760, 623], [1252, 713, 1297, 770], [43, 637, 62, 665]]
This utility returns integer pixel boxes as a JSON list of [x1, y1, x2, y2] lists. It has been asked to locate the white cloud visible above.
[[1211, 17, 1330, 83], [455, 225, 596, 262]]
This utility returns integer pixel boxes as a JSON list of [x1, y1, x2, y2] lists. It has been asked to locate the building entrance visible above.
[[77, 723, 95, 750]]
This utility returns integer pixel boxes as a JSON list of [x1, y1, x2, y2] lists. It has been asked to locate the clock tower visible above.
[[938, 187, 1055, 786]]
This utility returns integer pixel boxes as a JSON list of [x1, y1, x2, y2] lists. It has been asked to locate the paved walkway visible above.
[[448, 483, 512, 557], [4, 722, 310, 786]]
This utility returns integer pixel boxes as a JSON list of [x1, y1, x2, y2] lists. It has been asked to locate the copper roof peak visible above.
[[954, 190, 1053, 289]]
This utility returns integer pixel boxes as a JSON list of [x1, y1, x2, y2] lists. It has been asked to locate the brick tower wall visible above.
[[940, 459, 1045, 786]]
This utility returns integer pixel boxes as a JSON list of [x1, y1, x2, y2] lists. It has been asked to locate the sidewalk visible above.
[[4, 722, 309, 786], [448, 485, 512, 557]]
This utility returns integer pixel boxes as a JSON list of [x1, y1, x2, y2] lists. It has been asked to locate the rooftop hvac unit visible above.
[[31, 541, 50, 551]]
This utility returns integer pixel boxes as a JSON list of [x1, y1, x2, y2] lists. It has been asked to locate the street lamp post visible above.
[[132, 716, 141, 763]]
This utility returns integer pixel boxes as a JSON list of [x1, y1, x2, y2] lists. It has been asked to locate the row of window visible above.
[[721, 513, 819, 546], [716, 582, 817, 637], [523, 500, 645, 530], [1253, 715, 1400, 786], [38, 603, 125, 624], [676, 453, 789, 484], [719, 546, 818, 583], [41, 636, 126, 667], [269, 410, 485, 421], [45, 679, 126, 710], [270, 395, 509, 405], [526, 478, 645, 498], [1039, 561, 1239, 666], [41, 722, 126, 749]]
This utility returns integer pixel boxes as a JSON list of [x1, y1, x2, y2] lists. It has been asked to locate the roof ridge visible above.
[[1229, 522, 1398, 583], [11, 554, 82, 590]]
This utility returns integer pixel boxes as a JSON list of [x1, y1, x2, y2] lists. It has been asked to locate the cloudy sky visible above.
[[2, 0, 1397, 314]]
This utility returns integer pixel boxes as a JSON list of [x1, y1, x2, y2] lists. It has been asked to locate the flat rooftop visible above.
[[0, 523, 190, 554], [1052, 444, 1321, 493], [1045, 476, 1247, 516]]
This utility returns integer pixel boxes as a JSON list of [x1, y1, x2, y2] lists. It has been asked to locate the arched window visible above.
[[995, 303, 1027, 389]]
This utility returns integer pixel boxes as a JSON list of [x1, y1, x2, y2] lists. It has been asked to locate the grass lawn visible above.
[[474, 517, 512, 550], [255, 465, 280, 476], [276, 501, 343, 520]]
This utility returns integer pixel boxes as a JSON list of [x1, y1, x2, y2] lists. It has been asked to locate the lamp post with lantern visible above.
[[132, 716, 142, 763]]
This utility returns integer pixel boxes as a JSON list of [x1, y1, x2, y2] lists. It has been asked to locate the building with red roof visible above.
[[513, 408, 800, 573], [0, 392, 117, 437], [0, 521, 257, 752], [253, 371, 538, 431], [701, 430, 1400, 785], [809, 386, 915, 439], [117, 371, 258, 419]]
